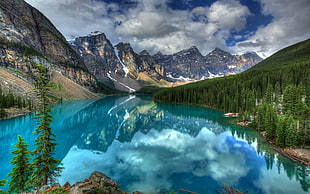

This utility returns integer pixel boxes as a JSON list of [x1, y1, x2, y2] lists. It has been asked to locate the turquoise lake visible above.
[[0, 95, 309, 193]]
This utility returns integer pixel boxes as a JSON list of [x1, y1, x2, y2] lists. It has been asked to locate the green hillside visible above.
[[154, 39, 310, 147], [154, 39, 310, 109], [250, 38, 310, 70]]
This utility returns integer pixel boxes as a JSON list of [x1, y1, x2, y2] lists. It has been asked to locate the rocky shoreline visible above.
[[25, 171, 246, 194], [0, 107, 32, 120], [22, 171, 141, 194], [237, 121, 310, 167]]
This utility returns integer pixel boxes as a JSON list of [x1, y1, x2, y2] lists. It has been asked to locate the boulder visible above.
[[70, 171, 129, 194]]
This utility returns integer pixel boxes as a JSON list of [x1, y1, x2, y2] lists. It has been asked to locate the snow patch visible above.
[[107, 73, 136, 93], [228, 65, 236, 69], [166, 72, 195, 81], [107, 95, 136, 115], [208, 70, 223, 78], [114, 47, 129, 77]]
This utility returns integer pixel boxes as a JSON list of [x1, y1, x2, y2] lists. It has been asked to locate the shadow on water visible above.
[[0, 95, 309, 193]]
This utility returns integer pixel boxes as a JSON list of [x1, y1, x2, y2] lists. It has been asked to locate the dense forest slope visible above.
[[154, 39, 310, 147]]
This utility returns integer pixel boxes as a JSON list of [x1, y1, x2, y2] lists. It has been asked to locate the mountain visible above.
[[154, 38, 310, 111], [154, 38, 310, 148], [0, 0, 98, 100], [73, 32, 262, 92], [153, 47, 262, 80], [0, 0, 262, 97], [72, 34, 168, 92]]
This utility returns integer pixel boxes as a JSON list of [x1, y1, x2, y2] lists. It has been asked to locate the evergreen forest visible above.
[[0, 85, 32, 118], [154, 39, 310, 147]]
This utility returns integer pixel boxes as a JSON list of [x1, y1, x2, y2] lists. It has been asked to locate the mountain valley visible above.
[[0, 0, 262, 99]]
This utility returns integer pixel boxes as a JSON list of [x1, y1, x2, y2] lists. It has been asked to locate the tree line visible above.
[[154, 39, 310, 147], [0, 85, 33, 118], [0, 65, 62, 193]]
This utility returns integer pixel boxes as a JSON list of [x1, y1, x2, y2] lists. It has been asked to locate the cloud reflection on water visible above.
[[60, 127, 253, 193]]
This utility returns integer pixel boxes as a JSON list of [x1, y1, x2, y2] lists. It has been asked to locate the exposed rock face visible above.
[[0, 0, 262, 95], [116, 43, 165, 80], [0, 0, 98, 100], [73, 33, 122, 80], [73, 32, 262, 92], [154, 47, 263, 80], [73, 34, 166, 92], [0, 0, 83, 67]]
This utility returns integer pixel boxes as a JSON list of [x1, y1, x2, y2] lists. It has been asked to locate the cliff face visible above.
[[73, 34, 166, 92], [0, 0, 83, 66], [0, 0, 97, 99], [116, 43, 165, 80], [154, 47, 263, 80], [73, 31, 262, 92], [73, 33, 121, 80]]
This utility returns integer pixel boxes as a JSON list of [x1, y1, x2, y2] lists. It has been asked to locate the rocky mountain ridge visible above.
[[0, 0, 262, 97], [72, 33, 262, 92], [0, 0, 98, 100], [154, 46, 262, 80]]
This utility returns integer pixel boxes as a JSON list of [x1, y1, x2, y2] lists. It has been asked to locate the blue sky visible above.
[[25, 0, 310, 58]]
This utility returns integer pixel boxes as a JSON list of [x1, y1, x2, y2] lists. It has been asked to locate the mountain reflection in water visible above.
[[0, 95, 309, 194]]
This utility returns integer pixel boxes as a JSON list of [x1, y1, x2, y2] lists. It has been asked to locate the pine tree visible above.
[[264, 103, 277, 138], [285, 115, 298, 147], [276, 115, 288, 147], [8, 135, 32, 193], [265, 83, 274, 103], [283, 84, 297, 115], [31, 64, 63, 187], [0, 179, 6, 194]]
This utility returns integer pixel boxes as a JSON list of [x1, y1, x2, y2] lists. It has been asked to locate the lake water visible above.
[[0, 95, 309, 194]]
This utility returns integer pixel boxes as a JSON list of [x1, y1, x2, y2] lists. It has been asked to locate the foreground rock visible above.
[[68, 171, 129, 194], [65, 171, 143, 194]]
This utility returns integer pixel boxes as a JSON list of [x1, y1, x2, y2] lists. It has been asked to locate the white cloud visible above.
[[25, 0, 253, 55], [235, 0, 310, 57], [207, 0, 251, 31], [115, 11, 178, 38], [25, 0, 120, 40], [25, 0, 309, 57]]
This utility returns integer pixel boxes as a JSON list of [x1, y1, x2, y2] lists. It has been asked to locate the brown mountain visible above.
[[73, 32, 262, 92], [0, 0, 98, 100]]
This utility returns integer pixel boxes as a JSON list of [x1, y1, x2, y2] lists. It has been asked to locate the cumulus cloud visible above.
[[115, 11, 179, 38], [235, 0, 310, 57], [207, 0, 251, 31], [25, 0, 309, 57], [25, 0, 252, 55], [25, 0, 120, 41]]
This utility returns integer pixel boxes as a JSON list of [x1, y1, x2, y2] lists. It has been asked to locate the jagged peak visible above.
[[243, 51, 260, 56], [139, 50, 150, 56], [175, 45, 202, 57], [155, 51, 163, 56], [189, 45, 198, 50], [210, 48, 226, 53], [208, 48, 232, 57], [74, 32, 108, 43], [115, 42, 134, 53]]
